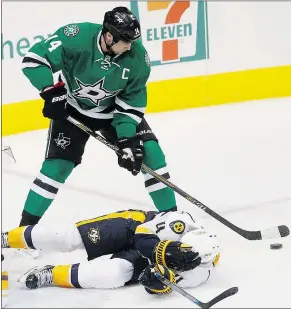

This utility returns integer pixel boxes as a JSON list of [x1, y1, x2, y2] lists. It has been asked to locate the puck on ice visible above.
[[270, 243, 282, 250]]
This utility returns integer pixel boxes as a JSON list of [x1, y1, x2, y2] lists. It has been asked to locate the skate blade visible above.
[[17, 266, 39, 283], [15, 248, 40, 260]]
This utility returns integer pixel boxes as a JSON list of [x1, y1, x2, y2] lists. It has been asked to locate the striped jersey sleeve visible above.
[[21, 23, 92, 91], [112, 48, 151, 138]]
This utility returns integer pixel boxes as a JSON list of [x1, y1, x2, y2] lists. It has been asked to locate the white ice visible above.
[[2, 97, 291, 308]]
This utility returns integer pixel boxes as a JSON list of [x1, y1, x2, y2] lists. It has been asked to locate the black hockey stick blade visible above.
[[203, 287, 239, 309], [155, 271, 238, 308], [67, 116, 290, 241]]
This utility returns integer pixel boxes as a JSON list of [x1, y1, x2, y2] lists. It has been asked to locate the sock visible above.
[[143, 141, 176, 211], [52, 264, 82, 288], [19, 211, 41, 227], [7, 226, 36, 249], [21, 158, 74, 223]]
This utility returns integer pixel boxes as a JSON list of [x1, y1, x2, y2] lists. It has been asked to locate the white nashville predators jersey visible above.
[[137, 210, 204, 241]]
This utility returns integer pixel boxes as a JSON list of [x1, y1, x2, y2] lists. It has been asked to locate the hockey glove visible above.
[[138, 264, 175, 295], [40, 82, 68, 120], [116, 135, 144, 176], [154, 240, 201, 272]]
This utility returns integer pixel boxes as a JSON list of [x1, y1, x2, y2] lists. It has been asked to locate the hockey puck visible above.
[[270, 243, 283, 250]]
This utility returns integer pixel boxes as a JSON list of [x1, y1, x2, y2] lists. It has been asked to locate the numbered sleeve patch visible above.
[[64, 25, 79, 37]]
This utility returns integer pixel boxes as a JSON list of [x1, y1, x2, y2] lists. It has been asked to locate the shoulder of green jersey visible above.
[[62, 22, 101, 38], [131, 41, 151, 68], [58, 23, 102, 53]]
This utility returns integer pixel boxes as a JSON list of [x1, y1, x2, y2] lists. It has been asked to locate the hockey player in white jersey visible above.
[[2, 209, 220, 294]]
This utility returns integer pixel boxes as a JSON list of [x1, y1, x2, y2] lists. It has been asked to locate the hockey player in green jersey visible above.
[[20, 6, 177, 226]]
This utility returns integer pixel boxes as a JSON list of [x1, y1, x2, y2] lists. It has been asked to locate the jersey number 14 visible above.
[[45, 35, 62, 52]]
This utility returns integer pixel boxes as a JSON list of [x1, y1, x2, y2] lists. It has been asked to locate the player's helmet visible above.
[[102, 7, 141, 44]]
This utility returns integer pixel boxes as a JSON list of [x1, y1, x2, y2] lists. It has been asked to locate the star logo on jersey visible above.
[[73, 77, 119, 106], [88, 227, 100, 244], [64, 24, 79, 37], [169, 220, 185, 234]]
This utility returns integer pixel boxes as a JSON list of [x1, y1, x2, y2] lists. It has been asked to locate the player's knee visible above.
[[143, 140, 166, 170], [78, 258, 133, 289], [62, 226, 84, 252], [40, 159, 74, 183], [107, 259, 134, 288], [111, 250, 149, 285]]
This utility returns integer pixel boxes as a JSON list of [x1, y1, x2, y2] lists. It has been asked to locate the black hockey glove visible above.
[[116, 135, 144, 176], [40, 82, 68, 120], [138, 264, 175, 295], [154, 240, 201, 272]]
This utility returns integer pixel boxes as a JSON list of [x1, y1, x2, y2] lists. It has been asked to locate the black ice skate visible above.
[[25, 265, 54, 289]]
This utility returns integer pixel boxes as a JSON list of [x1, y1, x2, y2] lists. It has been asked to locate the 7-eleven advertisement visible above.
[[130, 0, 209, 66]]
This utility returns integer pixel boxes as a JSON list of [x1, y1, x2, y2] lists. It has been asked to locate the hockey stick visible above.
[[67, 116, 290, 240], [154, 271, 238, 309]]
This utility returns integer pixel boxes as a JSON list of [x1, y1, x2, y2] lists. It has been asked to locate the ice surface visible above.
[[2, 98, 291, 308]]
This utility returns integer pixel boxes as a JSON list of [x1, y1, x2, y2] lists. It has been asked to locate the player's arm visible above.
[[22, 24, 83, 119], [112, 50, 151, 138], [112, 49, 151, 176], [21, 25, 75, 91], [134, 221, 160, 260]]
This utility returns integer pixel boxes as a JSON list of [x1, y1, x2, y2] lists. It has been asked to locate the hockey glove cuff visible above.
[[154, 240, 201, 272], [40, 82, 68, 120]]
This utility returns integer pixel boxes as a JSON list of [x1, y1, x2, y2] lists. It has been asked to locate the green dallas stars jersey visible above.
[[22, 23, 151, 138]]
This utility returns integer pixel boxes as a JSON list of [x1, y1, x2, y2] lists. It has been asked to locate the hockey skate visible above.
[[1, 232, 8, 248], [18, 265, 54, 289], [2, 231, 40, 259]]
